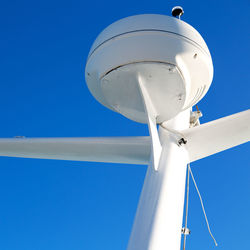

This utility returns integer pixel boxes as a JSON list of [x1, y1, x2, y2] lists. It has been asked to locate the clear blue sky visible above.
[[0, 0, 249, 249]]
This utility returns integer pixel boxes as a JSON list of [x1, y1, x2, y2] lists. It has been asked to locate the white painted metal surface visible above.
[[101, 62, 185, 123], [183, 109, 250, 162], [88, 14, 209, 56], [127, 110, 190, 250], [0, 110, 248, 166], [85, 14, 213, 123], [137, 73, 162, 170], [0, 137, 150, 164], [0, 110, 249, 166]]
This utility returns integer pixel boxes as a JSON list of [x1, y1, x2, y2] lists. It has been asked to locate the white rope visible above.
[[188, 164, 218, 246], [160, 123, 186, 140]]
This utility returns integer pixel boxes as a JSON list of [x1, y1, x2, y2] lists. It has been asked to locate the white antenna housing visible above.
[[85, 14, 213, 123]]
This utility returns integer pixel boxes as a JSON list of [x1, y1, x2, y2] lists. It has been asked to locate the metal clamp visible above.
[[181, 227, 191, 235]]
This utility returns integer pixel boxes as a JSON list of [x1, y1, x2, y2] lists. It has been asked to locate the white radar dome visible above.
[[85, 14, 213, 123]]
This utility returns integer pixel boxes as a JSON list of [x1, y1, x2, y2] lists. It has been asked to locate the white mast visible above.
[[128, 110, 190, 250]]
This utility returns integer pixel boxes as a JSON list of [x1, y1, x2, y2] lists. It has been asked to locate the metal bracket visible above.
[[160, 123, 188, 147], [138, 75, 162, 171], [178, 138, 187, 146], [190, 110, 202, 128], [181, 227, 191, 235]]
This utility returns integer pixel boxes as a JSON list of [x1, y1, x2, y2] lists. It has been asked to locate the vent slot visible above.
[[189, 85, 207, 107]]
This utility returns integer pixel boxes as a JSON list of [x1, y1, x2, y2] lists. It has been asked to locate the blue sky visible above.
[[0, 0, 249, 249]]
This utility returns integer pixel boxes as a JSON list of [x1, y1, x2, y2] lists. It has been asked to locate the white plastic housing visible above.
[[85, 14, 213, 123]]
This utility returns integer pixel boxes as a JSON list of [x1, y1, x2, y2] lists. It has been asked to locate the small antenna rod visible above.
[[196, 105, 200, 112]]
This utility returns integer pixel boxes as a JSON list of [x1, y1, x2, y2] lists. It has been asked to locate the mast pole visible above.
[[127, 110, 190, 250]]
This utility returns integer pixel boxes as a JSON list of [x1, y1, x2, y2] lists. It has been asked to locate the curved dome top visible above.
[[88, 14, 210, 57], [85, 14, 213, 123]]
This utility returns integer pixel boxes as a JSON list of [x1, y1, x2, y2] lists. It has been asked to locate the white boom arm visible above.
[[0, 137, 150, 165], [183, 109, 250, 162], [0, 110, 248, 165]]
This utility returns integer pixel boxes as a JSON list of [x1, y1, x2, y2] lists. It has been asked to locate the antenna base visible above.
[[101, 62, 186, 123]]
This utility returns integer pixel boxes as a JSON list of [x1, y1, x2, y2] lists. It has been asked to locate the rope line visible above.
[[188, 164, 218, 246]]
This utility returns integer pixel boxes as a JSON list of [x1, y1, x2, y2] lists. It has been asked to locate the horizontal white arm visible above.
[[0, 110, 248, 165], [183, 109, 250, 162], [0, 137, 151, 165]]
